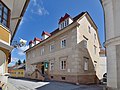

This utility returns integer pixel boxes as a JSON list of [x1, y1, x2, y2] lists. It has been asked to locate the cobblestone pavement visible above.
[[8, 78, 104, 90]]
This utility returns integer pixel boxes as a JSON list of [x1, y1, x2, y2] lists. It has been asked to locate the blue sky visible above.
[[8, 0, 104, 66]]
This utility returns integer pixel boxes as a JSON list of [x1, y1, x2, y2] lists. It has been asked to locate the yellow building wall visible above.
[[0, 25, 10, 43], [10, 69, 25, 78]]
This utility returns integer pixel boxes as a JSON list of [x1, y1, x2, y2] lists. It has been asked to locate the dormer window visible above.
[[42, 31, 51, 40], [34, 37, 42, 45], [29, 40, 34, 48], [0, 2, 10, 28], [59, 13, 73, 30]]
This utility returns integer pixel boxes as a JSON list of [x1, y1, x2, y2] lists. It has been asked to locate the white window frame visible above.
[[94, 33, 96, 43], [88, 26, 91, 33], [94, 33, 96, 40], [84, 57, 89, 71], [50, 43, 54, 52], [41, 47, 44, 55], [60, 60, 66, 70], [61, 38, 67, 48], [66, 19, 69, 25], [50, 61, 54, 71]]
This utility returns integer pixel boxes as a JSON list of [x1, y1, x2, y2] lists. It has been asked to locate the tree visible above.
[[18, 60, 22, 65], [23, 60, 26, 64]]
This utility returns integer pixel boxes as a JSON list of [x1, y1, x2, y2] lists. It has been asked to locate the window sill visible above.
[[0, 24, 11, 33]]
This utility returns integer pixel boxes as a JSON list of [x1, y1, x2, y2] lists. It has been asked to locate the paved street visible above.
[[8, 78, 104, 90]]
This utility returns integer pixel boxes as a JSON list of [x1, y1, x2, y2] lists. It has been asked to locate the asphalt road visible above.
[[8, 78, 104, 90]]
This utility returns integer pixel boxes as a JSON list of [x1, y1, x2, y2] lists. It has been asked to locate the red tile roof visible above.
[[29, 40, 34, 45], [34, 37, 42, 41], [42, 31, 51, 36], [59, 13, 70, 24]]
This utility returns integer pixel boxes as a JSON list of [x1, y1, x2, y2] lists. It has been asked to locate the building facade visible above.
[[8, 64, 25, 78], [0, 0, 29, 89], [25, 12, 102, 84], [98, 49, 107, 80]]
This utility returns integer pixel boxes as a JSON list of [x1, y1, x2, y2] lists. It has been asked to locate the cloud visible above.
[[31, 0, 49, 16], [17, 45, 29, 56], [11, 57, 19, 62]]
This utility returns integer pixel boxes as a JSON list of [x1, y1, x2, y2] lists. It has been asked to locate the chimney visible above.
[[42, 31, 51, 40]]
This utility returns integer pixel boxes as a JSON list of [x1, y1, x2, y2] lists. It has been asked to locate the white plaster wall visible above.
[[98, 56, 107, 79], [77, 15, 101, 78]]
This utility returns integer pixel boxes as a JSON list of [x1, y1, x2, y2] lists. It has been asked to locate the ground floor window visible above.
[[50, 61, 54, 71], [60, 60, 66, 70], [84, 57, 89, 71]]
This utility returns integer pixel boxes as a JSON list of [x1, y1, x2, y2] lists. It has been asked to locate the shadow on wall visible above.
[[76, 40, 100, 84]]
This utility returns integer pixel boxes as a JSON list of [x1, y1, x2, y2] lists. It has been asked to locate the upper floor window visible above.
[[0, 2, 10, 28], [94, 33, 96, 40], [61, 39, 66, 48], [41, 47, 44, 55], [60, 19, 69, 30], [88, 26, 91, 33], [50, 43, 55, 52]]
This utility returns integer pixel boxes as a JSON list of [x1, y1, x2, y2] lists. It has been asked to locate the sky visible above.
[[8, 0, 104, 66]]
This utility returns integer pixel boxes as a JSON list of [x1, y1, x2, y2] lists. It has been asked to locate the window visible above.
[[41, 47, 44, 55], [66, 19, 69, 25], [94, 33, 96, 42], [94, 45, 97, 54], [50, 44, 54, 52], [61, 39, 66, 48], [94, 63, 97, 71], [61, 77, 66, 80], [88, 26, 91, 33], [94, 34, 96, 40], [60, 60, 66, 70], [62, 23, 64, 28], [32, 53, 35, 57], [83, 40, 87, 48], [84, 57, 89, 71], [50, 61, 54, 71], [0, 2, 10, 27], [65, 20, 67, 27]]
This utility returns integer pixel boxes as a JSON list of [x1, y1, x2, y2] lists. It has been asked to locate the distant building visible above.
[[25, 12, 103, 84], [0, 0, 29, 89], [97, 49, 107, 80], [8, 64, 25, 78]]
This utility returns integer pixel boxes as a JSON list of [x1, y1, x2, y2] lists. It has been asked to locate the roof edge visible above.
[[11, 0, 30, 43]]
